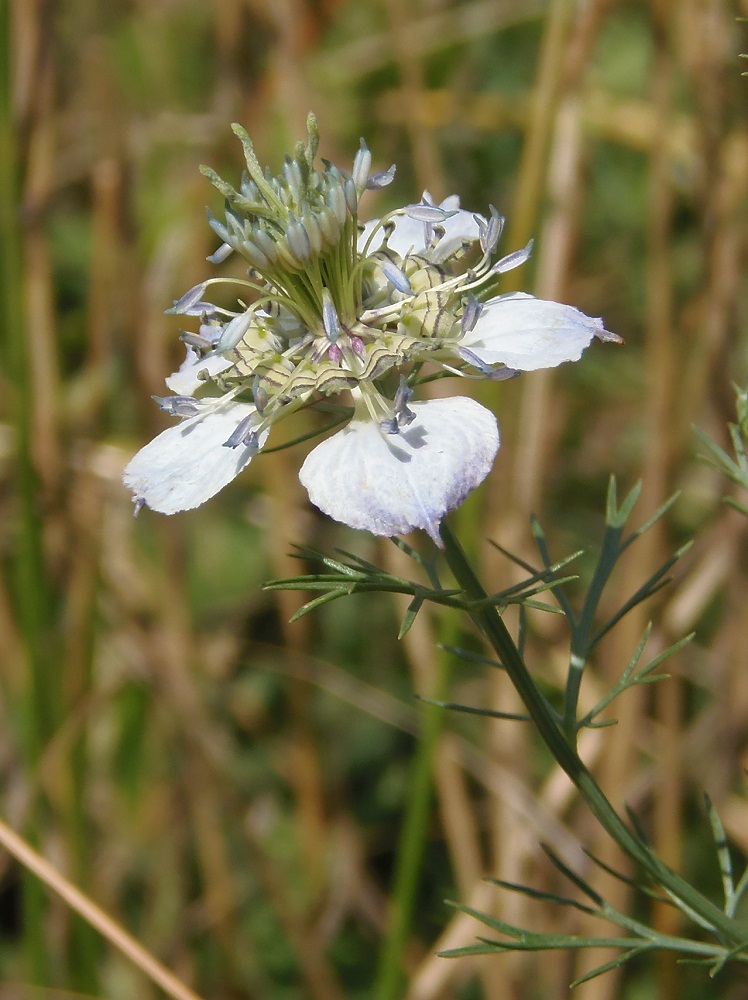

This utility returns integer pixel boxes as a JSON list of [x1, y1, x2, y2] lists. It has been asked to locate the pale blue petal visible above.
[[123, 402, 267, 514], [459, 292, 612, 371], [299, 397, 499, 545]]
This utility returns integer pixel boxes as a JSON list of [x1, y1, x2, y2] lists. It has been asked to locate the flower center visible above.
[[167, 117, 536, 447]]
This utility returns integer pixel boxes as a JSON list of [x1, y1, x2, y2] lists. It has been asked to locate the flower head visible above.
[[123, 114, 619, 544]]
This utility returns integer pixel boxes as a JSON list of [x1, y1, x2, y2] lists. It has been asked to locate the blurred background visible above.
[[1, 0, 748, 997]]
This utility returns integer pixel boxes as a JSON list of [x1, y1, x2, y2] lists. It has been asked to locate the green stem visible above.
[[439, 520, 748, 946], [374, 649, 451, 1000], [564, 525, 623, 737]]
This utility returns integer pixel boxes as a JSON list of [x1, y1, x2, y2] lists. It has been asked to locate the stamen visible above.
[[344, 178, 358, 215], [393, 376, 416, 427], [486, 366, 521, 382], [479, 205, 504, 256], [318, 206, 342, 246], [303, 212, 323, 254], [352, 138, 372, 191], [405, 204, 456, 224], [379, 417, 400, 435], [206, 243, 233, 264], [252, 228, 279, 263], [322, 288, 340, 344], [366, 165, 396, 189], [379, 379, 417, 434], [241, 238, 271, 270], [223, 414, 260, 450], [430, 223, 446, 247], [152, 395, 202, 417], [179, 331, 215, 351], [492, 239, 534, 275], [461, 296, 483, 335], [283, 156, 303, 202], [217, 310, 254, 352], [167, 283, 208, 315], [380, 260, 413, 295], [206, 209, 231, 244], [286, 216, 312, 262], [327, 184, 348, 226], [459, 347, 521, 381], [252, 376, 269, 413]]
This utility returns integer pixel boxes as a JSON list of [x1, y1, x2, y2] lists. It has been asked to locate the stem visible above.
[[439, 520, 748, 946], [564, 525, 623, 737]]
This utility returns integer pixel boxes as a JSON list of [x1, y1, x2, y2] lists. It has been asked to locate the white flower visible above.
[[123, 116, 618, 542]]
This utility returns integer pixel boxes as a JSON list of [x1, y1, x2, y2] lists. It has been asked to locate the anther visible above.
[[152, 395, 202, 417], [303, 212, 323, 254], [283, 156, 303, 201], [252, 376, 268, 413], [491, 239, 534, 275], [393, 376, 416, 428], [405, 204, 455, 224], [206, 209, 231, 244], [344, 177, 358, 215], [240, 238, 271, 270], [167, 282, 208, 315], [461, 296, 483, 335], [379, 417, 400, 435], [380, 260, 413, 295], [322, 288, 340, 344], [458, 347, 521, 381], [366, 164, 396, 189], [479, 205, 504, 256], [318, 206, 342, 246], [223, 414, 260, 450], [179, 331, 215, 351], [252, 228, 279, 263], [217, 311, 254, 352], [286, 216, 312, 262], [352, 138, 372, 191], [206, 243, 233, 264], [327, 184, 348, 226]]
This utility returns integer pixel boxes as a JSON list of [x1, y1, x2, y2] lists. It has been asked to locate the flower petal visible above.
[[165, 349, 233, 395], [123, 403, 267, 514], [359, 195, 483, 264], [299, 397, 499, 545], [459, 292, 611, 371]]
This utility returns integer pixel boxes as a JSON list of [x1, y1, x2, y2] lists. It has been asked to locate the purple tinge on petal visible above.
[[460, 292, 617, 372], [123, 402, 267, 514], [299, 397, 499, 545]]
